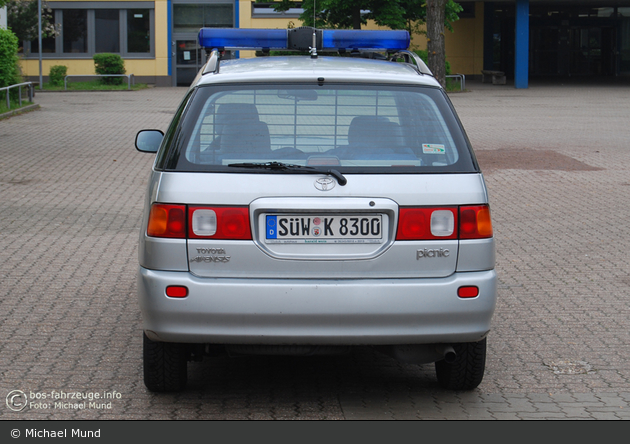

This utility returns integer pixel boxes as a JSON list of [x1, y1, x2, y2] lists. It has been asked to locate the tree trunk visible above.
[[352, 6, 362, 29], [426, 0, 448, 87]]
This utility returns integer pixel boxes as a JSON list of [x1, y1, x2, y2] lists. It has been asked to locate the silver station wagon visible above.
[[135, 28, 497, 392]]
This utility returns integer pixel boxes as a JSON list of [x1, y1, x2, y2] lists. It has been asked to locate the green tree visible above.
[[263, 0, 461, 86], [399, 0, 462, 39], [263, 0, 461, 34], [6, 0, 58, 44], [281, 0, 406, 29]]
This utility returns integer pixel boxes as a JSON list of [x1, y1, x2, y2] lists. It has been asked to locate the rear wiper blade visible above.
[[227, 161, 347, 186]]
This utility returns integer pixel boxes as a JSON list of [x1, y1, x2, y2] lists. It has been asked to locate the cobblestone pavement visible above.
[[1, 81, 629, 420]]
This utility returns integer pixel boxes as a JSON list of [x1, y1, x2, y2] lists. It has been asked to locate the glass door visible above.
[[172, 2, 234, 86], [174, 38, 203, 86], [619, 19, 630, 75], [568, 25, 616, 76]]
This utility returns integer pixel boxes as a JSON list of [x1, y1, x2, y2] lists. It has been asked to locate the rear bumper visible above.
[[138, 267, 497, 345]]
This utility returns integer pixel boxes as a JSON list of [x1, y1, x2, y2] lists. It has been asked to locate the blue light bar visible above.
[[198, 28, 288, 50], [321, 30, 409, 51], [198, 28, 410, 51]]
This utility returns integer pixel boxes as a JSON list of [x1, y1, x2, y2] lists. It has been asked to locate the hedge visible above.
[[93, 53, 126, 85], [49, 65, 68, 87], [0, 28, 22, 89]]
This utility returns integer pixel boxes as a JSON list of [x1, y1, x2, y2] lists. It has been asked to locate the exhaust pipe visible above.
[[435, 345, 457, 363]]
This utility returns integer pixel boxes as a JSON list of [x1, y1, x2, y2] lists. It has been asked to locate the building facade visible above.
[[487, 1, 630, 87], [15, 1, 630, 87]]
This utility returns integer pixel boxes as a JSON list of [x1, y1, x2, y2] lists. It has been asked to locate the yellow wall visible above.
[[154, 0, 169, 76], [19, 0, 169, 79], [444, 2, 485, 75], [402, 3, 487, 76]]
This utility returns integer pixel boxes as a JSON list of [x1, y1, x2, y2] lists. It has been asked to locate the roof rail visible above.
[[392, 50, 433, 76], [197, 29, 428, 78], [202, 49, 221, 75]]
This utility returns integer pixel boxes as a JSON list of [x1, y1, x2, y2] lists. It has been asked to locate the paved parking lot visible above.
[[1, 81, 629, 420]]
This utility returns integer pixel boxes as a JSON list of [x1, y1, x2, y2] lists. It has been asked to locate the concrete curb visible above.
[[0, 103, 41, 120]]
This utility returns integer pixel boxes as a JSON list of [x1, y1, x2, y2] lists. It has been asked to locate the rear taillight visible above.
[[189, 206, 251, 240], [147, 204, 186, 238], [459, 205, 493, 239], [396, 205, 492, 240], [147, 204, 252, 240], [396, 208, 457, 240]]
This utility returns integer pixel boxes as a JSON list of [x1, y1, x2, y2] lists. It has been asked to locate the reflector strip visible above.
[[166, 286, 188, 298], [458, 286, 479, 298]]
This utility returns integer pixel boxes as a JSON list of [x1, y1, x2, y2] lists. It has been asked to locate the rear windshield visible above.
[[163, 83, 478, 173]]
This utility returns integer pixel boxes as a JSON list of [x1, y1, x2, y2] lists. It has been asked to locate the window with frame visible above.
[[24, 7, 154, 58], [96, 9, 120, 53], [30, 8, 56, 54], [63, 9, 88, 53], [128, 9, 151, 53], [173, 3, 233, 33]]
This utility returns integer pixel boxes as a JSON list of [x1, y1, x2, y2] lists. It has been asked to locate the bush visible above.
[[0, 27, 22, 89], [49, 65, 68, 87], [414, 50, 452, 75], [93, 53, 126, 85]]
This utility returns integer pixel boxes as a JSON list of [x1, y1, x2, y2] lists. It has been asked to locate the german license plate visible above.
[[265, 214, 383, 244]]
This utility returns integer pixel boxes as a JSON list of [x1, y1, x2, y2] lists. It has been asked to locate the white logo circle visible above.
[[6, 390, 28, 412]]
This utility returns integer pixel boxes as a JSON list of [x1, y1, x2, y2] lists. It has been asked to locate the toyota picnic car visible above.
[[135, 28, 497, 392]]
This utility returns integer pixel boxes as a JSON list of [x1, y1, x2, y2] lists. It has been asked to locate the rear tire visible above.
[[143, 332, 188, 392], [435, 338, 486, 390]]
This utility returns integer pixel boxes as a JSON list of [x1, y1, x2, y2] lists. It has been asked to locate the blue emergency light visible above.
[[322, 30, 409, 51], [198, 29, 288, 50], [198, 27, 410, 52]]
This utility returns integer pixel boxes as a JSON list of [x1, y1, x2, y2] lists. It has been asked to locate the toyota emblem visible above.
[[314, 177, 335, 191]]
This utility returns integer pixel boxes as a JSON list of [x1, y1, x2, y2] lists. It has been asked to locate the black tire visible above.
[[435, 338, 486, 390], [143, 332, 188, 392]]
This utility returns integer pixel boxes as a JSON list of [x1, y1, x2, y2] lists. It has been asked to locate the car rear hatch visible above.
[[153, 172, 489, 279]]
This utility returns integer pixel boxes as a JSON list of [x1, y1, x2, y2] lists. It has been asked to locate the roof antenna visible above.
[[310, 0, 318, 58]]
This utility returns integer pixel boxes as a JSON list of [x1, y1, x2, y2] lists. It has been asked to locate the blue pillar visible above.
[[234, 0, 240, 59], [514, 0, 529, 88], [167, 0, 172, 77]]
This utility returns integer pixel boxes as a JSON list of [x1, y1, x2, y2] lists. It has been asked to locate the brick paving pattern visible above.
[[0, 82, 629, 420]]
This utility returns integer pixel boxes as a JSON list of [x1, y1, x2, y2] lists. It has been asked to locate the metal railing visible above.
[[64, 74, 135, 90], [1, 82, 36, 110], [446, 73, 466, 91]]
